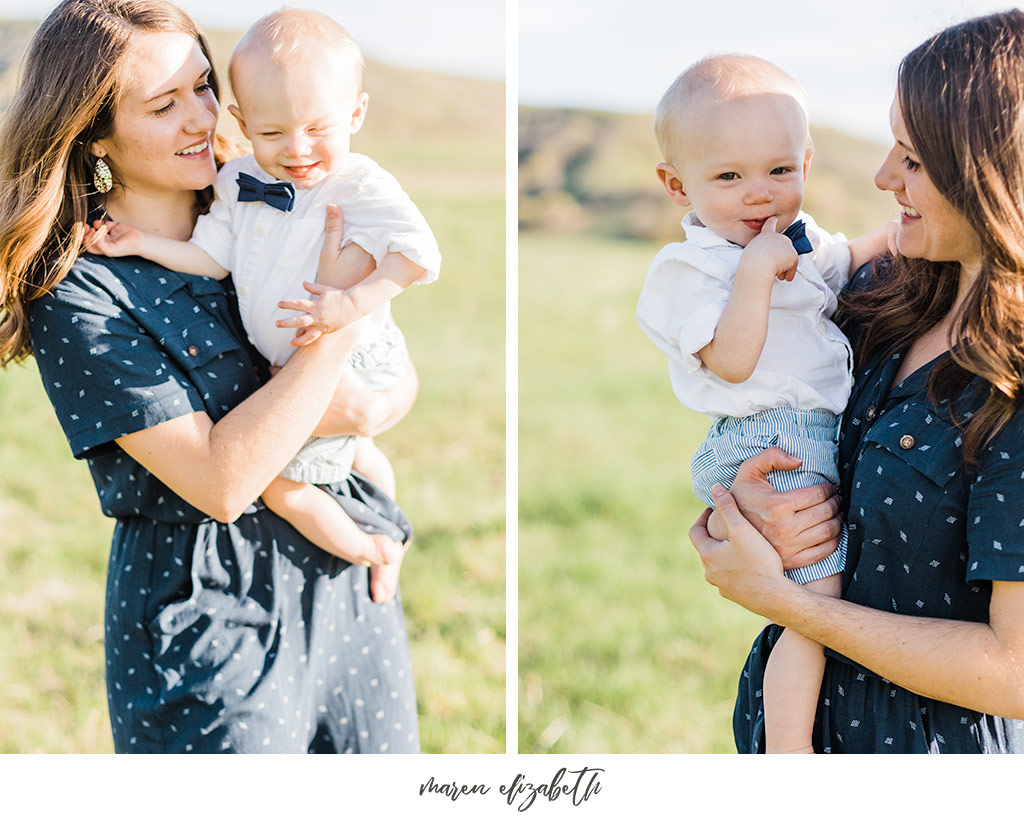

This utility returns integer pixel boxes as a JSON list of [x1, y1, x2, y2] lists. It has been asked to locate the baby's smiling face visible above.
[[660, 92, 812, 247], [229, 50, 368, 190]]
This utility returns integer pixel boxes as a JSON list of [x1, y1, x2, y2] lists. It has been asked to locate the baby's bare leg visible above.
[[353, 437, 396, 494], [353, 439, 405, 604], [262, 476, 403, 567], [763, 572, 842, 753]]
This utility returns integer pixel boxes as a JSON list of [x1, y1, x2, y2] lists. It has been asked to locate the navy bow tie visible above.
[[237, 172, 295, 212], [782, 219, 813, 254]]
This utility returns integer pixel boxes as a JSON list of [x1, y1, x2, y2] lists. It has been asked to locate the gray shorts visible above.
[[280, 434, 357, 484]]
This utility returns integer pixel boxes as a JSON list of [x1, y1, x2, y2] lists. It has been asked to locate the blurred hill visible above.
[[0, 20, 36, 75], [0, 19, 503, 192], [520, 105, 894, 241]]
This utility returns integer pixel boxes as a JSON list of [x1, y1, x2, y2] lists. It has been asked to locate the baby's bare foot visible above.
[[367, 532, 405, 566], [370, 562, 401, 603], [368, 535, 410, 604]]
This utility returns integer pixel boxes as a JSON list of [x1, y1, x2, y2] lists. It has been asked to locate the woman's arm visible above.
[[116, 331, 354, 522], [114, 207, 362, 522], [265, 351, 420, 439], [691, 486, 1024, 718]]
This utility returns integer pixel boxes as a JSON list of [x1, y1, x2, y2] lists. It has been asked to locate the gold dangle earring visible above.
[[93, 156, 112, 193]]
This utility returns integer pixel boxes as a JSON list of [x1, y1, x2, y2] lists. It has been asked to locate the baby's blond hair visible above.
[[229, 7, 365, 92], [655, 54, 810, 165]]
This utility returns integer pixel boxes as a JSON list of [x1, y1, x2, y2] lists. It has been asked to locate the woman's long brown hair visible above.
[[0, 0, 238, 367], [840, 9, 1024, 466]]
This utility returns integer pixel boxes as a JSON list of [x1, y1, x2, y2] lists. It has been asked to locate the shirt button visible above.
[[255, 226, 267, 238], [187, 345, 199, 357], [899, 434, 915, 450], [865, 405, 876, 421]]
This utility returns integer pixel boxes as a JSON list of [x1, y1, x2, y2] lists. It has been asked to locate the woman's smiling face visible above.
[[874, 95, 982, 275], [93, 31, 219, 200]]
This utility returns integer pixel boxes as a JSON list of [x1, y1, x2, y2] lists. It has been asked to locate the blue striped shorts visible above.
[[691, 406, 846, 584]]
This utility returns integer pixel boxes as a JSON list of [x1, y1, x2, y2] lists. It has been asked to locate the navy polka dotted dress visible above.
[[734, 264, 1024, 753], [28, 254, 419, 753]]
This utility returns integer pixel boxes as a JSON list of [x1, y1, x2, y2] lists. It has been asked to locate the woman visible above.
[[691, 10, 1024, 753], [0, 0, 419, 753]]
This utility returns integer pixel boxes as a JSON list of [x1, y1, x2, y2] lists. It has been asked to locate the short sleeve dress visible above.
[[28, 253, 419, 753], [733, 262, 1024, 753]]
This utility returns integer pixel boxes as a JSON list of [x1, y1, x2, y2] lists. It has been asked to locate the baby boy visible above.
[[637, 54, 889, 752], [87, 9, 441, 604]]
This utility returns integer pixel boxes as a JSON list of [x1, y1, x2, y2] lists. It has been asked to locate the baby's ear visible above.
[[656, 163, 690, 208], [349, 92, 370, 134], [227, 104, 251, 140], [803, 146, 814, 181]]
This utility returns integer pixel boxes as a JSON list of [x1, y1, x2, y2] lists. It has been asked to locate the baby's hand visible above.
[[276, 281, 361, 347], [82, 219, 143, 257], [739, 216, 799, 282]]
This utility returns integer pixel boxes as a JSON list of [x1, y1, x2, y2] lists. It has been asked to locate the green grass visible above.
[[0, 362, 114, 753], [382, 185, 506, 754], [517, 104, 894, 753], [518, 230, 765, 753], [0, 122, 504, 756]]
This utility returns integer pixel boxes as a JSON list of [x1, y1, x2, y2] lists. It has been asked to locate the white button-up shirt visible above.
[[636, 210, 854, 419], [191, 153, 441, 366]]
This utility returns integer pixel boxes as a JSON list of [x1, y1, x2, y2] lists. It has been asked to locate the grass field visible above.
[[517, 101, 895, 752], [518, 230, 769, 754], [0, 107, 505, 754]]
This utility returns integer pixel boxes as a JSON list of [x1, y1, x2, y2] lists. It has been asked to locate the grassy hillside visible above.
[[519, 105, 894, 241], [0, 20, 504, 754], [518, 106, 892, 752]]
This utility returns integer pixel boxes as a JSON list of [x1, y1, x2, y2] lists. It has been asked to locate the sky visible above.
[[518, 0, 1017, 144], [1, 0, 506, 81]]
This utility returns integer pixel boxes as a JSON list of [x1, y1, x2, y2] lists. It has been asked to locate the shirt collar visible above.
[[680, 211, 741, 250]]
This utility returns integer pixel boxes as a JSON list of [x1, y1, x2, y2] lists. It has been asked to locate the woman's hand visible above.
[[313, 355, 419, 439], [690, 485, 794, 617], [715, 447, 843, 570], [268, 357, 418, 439], [268, 333, 419, 439]]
